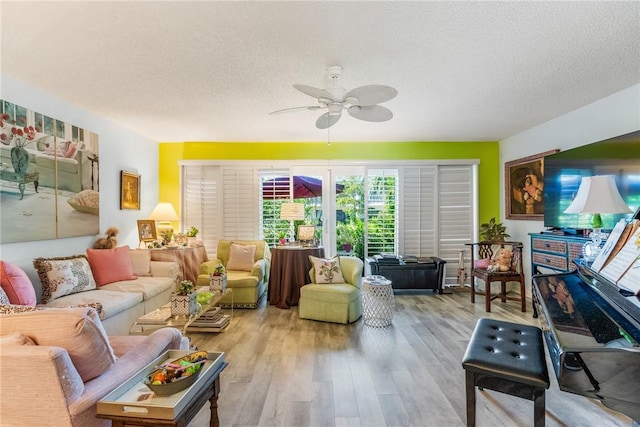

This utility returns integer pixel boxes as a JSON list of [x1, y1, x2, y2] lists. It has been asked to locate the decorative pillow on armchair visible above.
[[33, 255, 97, 304], [309, 256, 346, 284], [226, 243, 257, 271]]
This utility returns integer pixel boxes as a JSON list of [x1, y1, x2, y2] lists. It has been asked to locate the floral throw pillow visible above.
[[309, 256, 346, 284], [33, 255, 96, 304]]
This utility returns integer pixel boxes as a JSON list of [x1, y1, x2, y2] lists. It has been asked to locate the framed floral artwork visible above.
[[505, 149, 559, 220], [120, 171, 140, 210]]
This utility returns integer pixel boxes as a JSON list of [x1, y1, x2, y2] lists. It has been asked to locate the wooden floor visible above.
[[188, 288, 633, 427]]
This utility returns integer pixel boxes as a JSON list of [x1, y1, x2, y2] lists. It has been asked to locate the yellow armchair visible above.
[[197, 240, 271, 308], [298, 256, 363, 324]]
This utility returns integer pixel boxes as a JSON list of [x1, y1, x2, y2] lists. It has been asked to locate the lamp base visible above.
[[582, 227, 604, 262]]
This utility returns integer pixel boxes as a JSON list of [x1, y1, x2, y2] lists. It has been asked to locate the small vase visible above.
[[10, 146, 29, 173]]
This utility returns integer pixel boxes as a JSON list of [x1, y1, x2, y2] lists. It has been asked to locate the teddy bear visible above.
[[92, 226, 119, 249], [487, 248, 513, 272]]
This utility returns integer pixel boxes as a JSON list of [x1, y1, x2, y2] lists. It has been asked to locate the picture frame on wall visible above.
[[120, 171, 140, 210], [137, 219, 157, 242], [505, 149, 559, 220]]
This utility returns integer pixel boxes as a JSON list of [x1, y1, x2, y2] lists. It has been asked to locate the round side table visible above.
[[361, 275, 394, 327]]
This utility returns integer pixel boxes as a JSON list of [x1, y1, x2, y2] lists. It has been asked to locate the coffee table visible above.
[[97, 350, 227, 427], [130, 288, 233, 336]]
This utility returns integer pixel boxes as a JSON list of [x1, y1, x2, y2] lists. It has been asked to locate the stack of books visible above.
[[188, 307, 230, 332]]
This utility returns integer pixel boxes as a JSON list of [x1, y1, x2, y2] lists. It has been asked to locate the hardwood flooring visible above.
[[188, 289, 632, 427]]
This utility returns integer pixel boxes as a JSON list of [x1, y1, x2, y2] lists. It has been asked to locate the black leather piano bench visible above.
[[462, 318, 550, 427]]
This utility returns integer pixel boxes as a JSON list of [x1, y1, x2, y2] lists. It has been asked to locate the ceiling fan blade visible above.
[[293, 84, 333, 100], [348, 105, 393, 122], [316, 112, 342, 129], [269, 106, 321, 115], [345, 85, 397, 106]]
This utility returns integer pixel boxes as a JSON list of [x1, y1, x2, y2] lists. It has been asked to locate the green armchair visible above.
[[298, 256, 364, 324], [197, 240, 271, 308]]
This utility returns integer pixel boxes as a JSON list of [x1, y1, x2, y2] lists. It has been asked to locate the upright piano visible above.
[[532, 260, 640, 424]]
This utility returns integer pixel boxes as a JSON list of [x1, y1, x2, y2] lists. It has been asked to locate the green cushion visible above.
[[300, 283, 358, 304]]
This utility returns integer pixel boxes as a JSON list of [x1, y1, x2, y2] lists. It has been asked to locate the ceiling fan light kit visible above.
[[271, 66, 397, 129]]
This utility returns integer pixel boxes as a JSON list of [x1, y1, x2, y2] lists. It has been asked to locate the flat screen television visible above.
[[543, 130, 640, 232]]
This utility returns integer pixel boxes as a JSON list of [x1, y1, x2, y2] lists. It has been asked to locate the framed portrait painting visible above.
[[505, 149, 559, 220], [137, 220, 157, 242], [120, 171, 140, 210]]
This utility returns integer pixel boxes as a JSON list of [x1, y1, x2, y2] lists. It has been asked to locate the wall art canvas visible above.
[[0, 100, 100, 243], [505, 149, 559, 220]]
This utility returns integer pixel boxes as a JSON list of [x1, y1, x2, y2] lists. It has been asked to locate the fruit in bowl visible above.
[[144, 351, 208, 396], [196, 291, 214, 305]]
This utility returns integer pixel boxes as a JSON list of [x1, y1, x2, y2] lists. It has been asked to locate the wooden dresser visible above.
[[529, 233, 589, 274]]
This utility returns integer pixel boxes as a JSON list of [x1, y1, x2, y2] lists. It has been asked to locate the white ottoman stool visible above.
[[361, 275, 394, 327]]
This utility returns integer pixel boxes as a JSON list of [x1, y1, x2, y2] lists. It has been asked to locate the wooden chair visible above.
[[465, 241, 526, 312]]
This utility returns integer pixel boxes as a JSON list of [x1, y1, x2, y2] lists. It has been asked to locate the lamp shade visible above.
[[149, 202, 180, 221], [564, 175, 631, 215], [280, 202, 305, 221]]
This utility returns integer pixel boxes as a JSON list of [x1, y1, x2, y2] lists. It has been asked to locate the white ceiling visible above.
[[1, 1, 639, 143]]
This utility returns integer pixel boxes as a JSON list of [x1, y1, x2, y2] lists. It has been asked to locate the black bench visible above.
[[462, 318, 550, 427]]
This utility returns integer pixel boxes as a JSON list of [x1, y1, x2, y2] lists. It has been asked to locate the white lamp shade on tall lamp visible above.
[[564, 175, 631, 216]]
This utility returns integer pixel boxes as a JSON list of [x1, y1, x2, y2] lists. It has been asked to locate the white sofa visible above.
[[32, 249, 178, 336]]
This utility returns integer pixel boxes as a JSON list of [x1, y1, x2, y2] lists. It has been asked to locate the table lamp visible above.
[[149, 202, 180, 240], [564, 175, 631, 261], [280, 202, 305, 242]]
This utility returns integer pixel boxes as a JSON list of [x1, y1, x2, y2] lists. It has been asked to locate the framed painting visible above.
[[120, 171, 140, 210], [505, 149, 559, 220], [137, 219, 157, 242]]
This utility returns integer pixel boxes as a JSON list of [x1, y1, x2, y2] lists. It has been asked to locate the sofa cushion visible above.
[[300, 283, 359, 304], [0, 261, 37, 306], [227, 243, 256, 271], [129, 249, 152, 276], [0, 307, 116, 382], [309, 256, 346, 284], [100, 277, 174, 300], [0, 331, 35, 346], [86, 246, 137, 286], [33, 255, 97, 304], [43, 289, 142, 321]]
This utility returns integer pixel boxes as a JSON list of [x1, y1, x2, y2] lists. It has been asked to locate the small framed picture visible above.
[[121, 171, 140, 210], [297, 225, 316, 242], [137, 220, 157, 242], [505, 150, 559, 220]]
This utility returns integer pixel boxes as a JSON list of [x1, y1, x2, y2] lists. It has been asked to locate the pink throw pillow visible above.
[[474, 258, 491, 269], [0, 261, 37, 306], [86, 246, 136, 286]]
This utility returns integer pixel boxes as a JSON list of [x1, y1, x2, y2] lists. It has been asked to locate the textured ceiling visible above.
[[1, 1, 639, 143]]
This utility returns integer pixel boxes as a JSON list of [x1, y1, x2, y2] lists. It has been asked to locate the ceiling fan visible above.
[[270, 66, 397, 129]]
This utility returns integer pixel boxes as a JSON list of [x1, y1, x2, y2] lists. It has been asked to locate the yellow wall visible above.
[[158, 141, 500, 225]]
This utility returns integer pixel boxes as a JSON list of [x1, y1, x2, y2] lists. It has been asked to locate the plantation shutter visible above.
[[182, 165, 221, 258], [259, 170, 292, 246], [400, 166, 438, 256], [438, 165, 474, 285], [366, 168, 398, 256], [222, 167, 259, 240]]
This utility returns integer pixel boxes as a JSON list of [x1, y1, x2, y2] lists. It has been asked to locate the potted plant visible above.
[[209, 264, 227, 292], [479, 217, 510, 242], [171, 280, 197, 316], [186, 226, 199, 246], [278, 230, 287, 246]]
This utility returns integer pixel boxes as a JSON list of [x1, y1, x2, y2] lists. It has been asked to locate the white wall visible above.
[[0, 73, 160, 288], [500, 83, 640, 295]]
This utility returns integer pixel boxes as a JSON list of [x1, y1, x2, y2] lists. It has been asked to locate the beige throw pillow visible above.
[[33, 255, 97, 304], [129, 249, 152, 276], [309, 256, 345, 284], [226, 243, 257, 271]]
